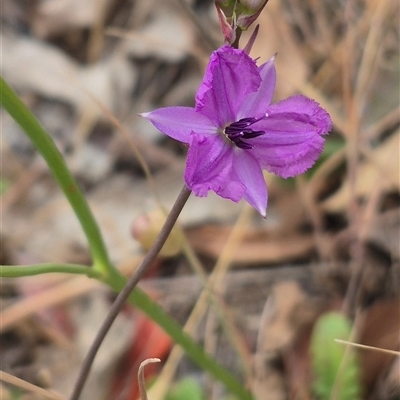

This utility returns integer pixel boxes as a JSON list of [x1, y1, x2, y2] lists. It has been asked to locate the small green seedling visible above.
[[310, 312, 362, 400]]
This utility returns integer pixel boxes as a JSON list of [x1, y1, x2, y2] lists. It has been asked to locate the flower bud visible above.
[[237, 0, 269, 30], [240, 0, 268, 12], [215, 0, 269, 44], [215, 3, 236, 44]]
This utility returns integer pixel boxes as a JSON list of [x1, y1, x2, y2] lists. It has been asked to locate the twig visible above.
[[0, 370, 65, 400], [335, 339, 400, 356], [69, 186, 191, 400]]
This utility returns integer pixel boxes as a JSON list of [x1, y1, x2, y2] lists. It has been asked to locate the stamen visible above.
[[224, 117, 264, 149]]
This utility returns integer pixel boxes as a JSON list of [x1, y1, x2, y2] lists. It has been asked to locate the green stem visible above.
[[0, 263, 101, 279], [0, 76, 112, 276]]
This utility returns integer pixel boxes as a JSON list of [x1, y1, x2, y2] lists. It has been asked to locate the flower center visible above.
[[224, 117, 264, 149]]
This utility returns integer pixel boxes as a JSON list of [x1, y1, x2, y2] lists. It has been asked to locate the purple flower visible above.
[[140, 45, 331, 216]]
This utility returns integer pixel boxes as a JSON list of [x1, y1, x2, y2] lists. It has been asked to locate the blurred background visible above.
[[1, 0, 399, 399]]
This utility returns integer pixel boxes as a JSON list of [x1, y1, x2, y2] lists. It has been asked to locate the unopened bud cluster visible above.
[[215, 0, 269, 44]]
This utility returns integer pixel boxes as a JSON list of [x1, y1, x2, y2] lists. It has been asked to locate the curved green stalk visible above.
[[0, 263, 101, 279], [0, 76, 112, 276]]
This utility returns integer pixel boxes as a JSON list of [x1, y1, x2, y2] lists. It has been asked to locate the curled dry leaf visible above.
[[2, 34, 136, 119], [138, 358, 161, 400], [32, 0, 109, 38]]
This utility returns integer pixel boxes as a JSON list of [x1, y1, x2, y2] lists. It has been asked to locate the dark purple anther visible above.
[[224, 117, 264, 149]]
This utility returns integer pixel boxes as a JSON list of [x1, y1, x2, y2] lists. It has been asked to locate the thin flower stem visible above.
[[0, 263, 100, 279], [231, 28, 242, 49], [69, 186, 191, 400], [0, 76, 112, 276]]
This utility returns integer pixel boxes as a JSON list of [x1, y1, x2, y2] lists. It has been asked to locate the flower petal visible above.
[[249, 134, 325, 178], [140, 107, 216, 143], [267, 95, 332, 135], [247, 96, 331, 178], [238, 56, 276, 120], [184, 133, 245, 202], [195, 45, 261, 127], [232, 151, 268, 216]]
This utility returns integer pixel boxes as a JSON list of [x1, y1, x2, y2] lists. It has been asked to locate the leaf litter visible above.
[[1, 0, 399, 399]]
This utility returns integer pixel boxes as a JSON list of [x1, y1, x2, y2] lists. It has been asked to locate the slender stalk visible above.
[[0, 263, 100, 279], [232, 27, 242, 49], [70, 186, 191, 400], [0, 76, 112, 276]]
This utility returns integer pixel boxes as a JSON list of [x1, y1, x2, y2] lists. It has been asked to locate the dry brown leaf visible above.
[[358, 298, 400, 392], [121, 2, 194, 62], [252, 363, 286, 400], [2, 34, 136, 118], [248, 2, 309, 99], [371, 357, 400, 399], [254, 281, 318, 400], [32, 0, 109, 38], [261, 281, 309, 352], [2, 34, 81, 103], [186, 225, 315, 265], [322, 131, 400, 212], [0, 276, 100, 333], [362, 208, 400, 260]]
